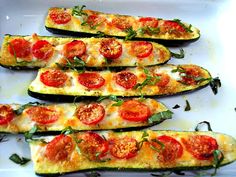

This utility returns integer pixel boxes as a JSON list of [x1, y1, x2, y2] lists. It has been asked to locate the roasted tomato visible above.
[[156, 73, 170, 87], [8, 38, 31, 59], [131, 41, 153, 58], [32, 40, 54, 60], [49, 9, 71, 24], [0, 105, 14, 125], [40, 69, 68, 87], [111, 17, 132, 30], [63, 40, 86, 61], [114, 71, 137, 89], [99, 38, 122, 60], [78, 72, 105, 89]]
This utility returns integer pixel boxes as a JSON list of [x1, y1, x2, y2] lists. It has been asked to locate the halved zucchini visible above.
[[29, 130, 236, 175], [0, 34, 170, 70], [28, 64, 212, 101], [0, 98, 171, 133]]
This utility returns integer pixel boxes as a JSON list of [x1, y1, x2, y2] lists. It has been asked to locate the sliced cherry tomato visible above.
[[86, 14, 106, 28], [109, 137, 138, 159], [0, 105, 14, 125], [119, 100, 151, 122], [45, 134, 74, 161], [163, 20, 186, 33], [8, 38, 31, 59], [131, 41, 153, 58], [99, 38, 122, 60], [78, 72, 105, 89], [76, 103, 105, 125], [181, 135, 218, 160], [151, 135, 183, 163], [40, 69, 68, 87], [139, 17, 159, 28], [25, 106, 59, 124], [180, 66, 201, 85], [156, 73, 170, 87], [77, 132, 109, 161], [63, 40, 86, 60], [111, 17, 132, 30], [115, 71, 137, 89], [49, 9, 71, 24], [32, 40, 54, 60]]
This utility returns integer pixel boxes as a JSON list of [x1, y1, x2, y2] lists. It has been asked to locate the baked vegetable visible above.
[[29, 130, 236, 175], [0, 34, 170, 70], [28, 64, 212, 101], [45, 6, 200, 44], [0, 98, 171, 133]]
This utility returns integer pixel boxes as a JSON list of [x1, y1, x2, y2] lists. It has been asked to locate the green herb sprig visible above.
[[148, 110, 173, 124], [173, 19, 193, 33], [9, 154, 30, 165], [211, 150, 224, 176], [97, 95, 124, 106], [56, 56, 85, 73], [124, 27, 137, 40], [171, 48, 185, 59], [72, 5, 87, 17]]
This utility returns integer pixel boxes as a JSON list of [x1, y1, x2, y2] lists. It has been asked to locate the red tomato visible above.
[[49, 9, 71, 24], [40, 70, 68, 87], [87, 14, 106, 28], [32, 40, 54, 60], [25, 106, 59, 124], [8, 38, 31, 59], [76, 103, 105, 125], [45, 134, 74, 161], [99, 38, 122, 60], [109, 137, 138, 159], [115, 71, 137, 89], [151, 135, 183, 163], [78, 72, 105, 89], [139, 17, 159, 28], [163, 20, 186, 33], [63, 40, 86, 60], [0, 105, 14, 125], [111, 17, 132, 30], [181, 135, 218, 160], [131, 41, 153, 58], [156, 73, 170, 87], [180, 67, 201, 85], [78, 132, 109, 160], [119, 100, 151, 122]]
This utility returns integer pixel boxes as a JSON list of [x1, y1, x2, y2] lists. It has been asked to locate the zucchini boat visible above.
[[28, 64, 212, 101], [0, 98, 172, 133], [45, 6, 200, 44], [29, 130, 236, 175], [0, 34, 170, 70]]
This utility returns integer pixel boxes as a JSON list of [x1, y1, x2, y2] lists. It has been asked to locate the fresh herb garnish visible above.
[[172, 104, 180, 109], [173, 19, 193, 33], [171, 65, 186, 73], [171, 48, 185, 59], [209, 77, 221, 95], [96, 31, 106, 38], [211, 150, 224, 176], [94, 152, 111, 162], [150, 139, 165, 152], [14, 102, 44, 115], [61, 126, 74, 135], [138, 131, 149, 149], [9, 154, 30, 165], [97, 95, 124, 106], [72, 5, 88, 17], [24, 125, 38, 142], [0, 134, 8, 143], [56, 57, 85, 73], [148, 110, 173, 124], [184, 100, 191, 111], [138, 26, 160, 35], [195, 121, 212, 131], [81, 20, 103, 30], [124, 27, 137, 40]]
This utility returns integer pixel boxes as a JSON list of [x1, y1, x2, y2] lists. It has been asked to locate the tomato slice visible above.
[[25, 106, 59, 124], [181, 135, 218, 160], [76, 103, 105, 125], [8, 38, 31, 59], [40, 69, 68, 87], [131, 41, 153, 58], [0, 105, 14, 125], [78, 72, 105, 89], [139, 17, 159, 28], [45, 134, 74, 161], [109, 137, 138, 159], [99, 38, 122, 60], [119, 100, 151, 122], [86, 14, 106, 28], [32, 40, 54, 60], [156, 73, 170, 87], [163, 20, 186, 33], [151, 135, 183, 163], [77, 132, 109, 161], [63, 40, 86, 61], [111, 17, 132, 30], [180, 66, 201, 85], [49, 9, 71, 24], [115, 71, 137, 89]]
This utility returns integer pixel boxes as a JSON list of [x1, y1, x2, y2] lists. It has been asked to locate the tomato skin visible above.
[[119, 100, 151, 122], [78, 72, 105, 89], [86, 14, 106, 28], [25, 106, 59, 125], [8, 38, 31, 59], [32, 40, 54, 60], [63, 40, 86, 60], [40, 70, 68, 87], [180, 66, 201, 85], [115, 71, 137, 89], [181, 135, 218, 160], [163, 20, 186, 33], [131, 41, 153, 58], [0, 105, 14, 125], [45, 134, 74, 161], [109, 137, 138, 159], [76, 103, 105, 125], [111, 17, 132, 30], [99, 38, 122, 60], [49, 9, 71, 24], [156, 73, 170, 87], [139, 17, 159, 28]]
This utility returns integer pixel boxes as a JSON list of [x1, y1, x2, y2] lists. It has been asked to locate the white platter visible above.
[[0, 0, 236, 176]]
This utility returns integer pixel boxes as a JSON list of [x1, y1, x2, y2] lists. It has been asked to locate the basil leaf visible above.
[[171, 48, 185, 59], [24, 125, 38, 142], [72, 5, 87, 17], [195, 121, 212, 131], [210, 77, 221, 95], [61, 126, 74, 135], [184, 100, 191, 111], [96, 31, 106, 38], [138, 26, 160, 35], [124, 27, 137, 40], [112, 100, 124, 106], [97, 96, 109, 102], [138, 131, 149, 149], [0, 134, 8, 143], [171, 65, 186, 73], [9, 154, 30, 165], [173, 19, 193, 33], [150, 139, 165, 152], [148, 110, 173, 124], [211, 150, 224, 176], [172, 104, 180, 109], [14, 102, 44, 115]]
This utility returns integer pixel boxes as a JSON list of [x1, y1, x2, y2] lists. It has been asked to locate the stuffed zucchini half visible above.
[[29, 130, 236, 175], [28, 64, 212, 101], [0, 34, 170, 70], [45, 6, 200, 44], [0, 98, 171, 133]]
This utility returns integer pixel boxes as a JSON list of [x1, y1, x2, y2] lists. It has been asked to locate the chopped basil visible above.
[[184, 100, 191, 111], [148, 110, 173, 124], [97, 95, 123, 106], [171, 48, 185, 59], [124, 27, 137, 40], [96, 31, 106, 38], [138, 131, 149, 149], [173, 19, 193, 33], [171, 65, 186, 73], [24, 125, 38, 142], [138, 26, 160, 35], [150, 139, 165, 152], [61, 126, 74, 135], [172, 104, 180, 109], [9, 154, 30, 165], [14, 102, 44, 115], [209, 77, 221, 95], [112, 100, 124, 106], [56, 57, 85, 73], [195, 121, 212, 131], [211, 150, 224, 176], [0, 134, 8, 143], [72, 5, 88, 17]]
